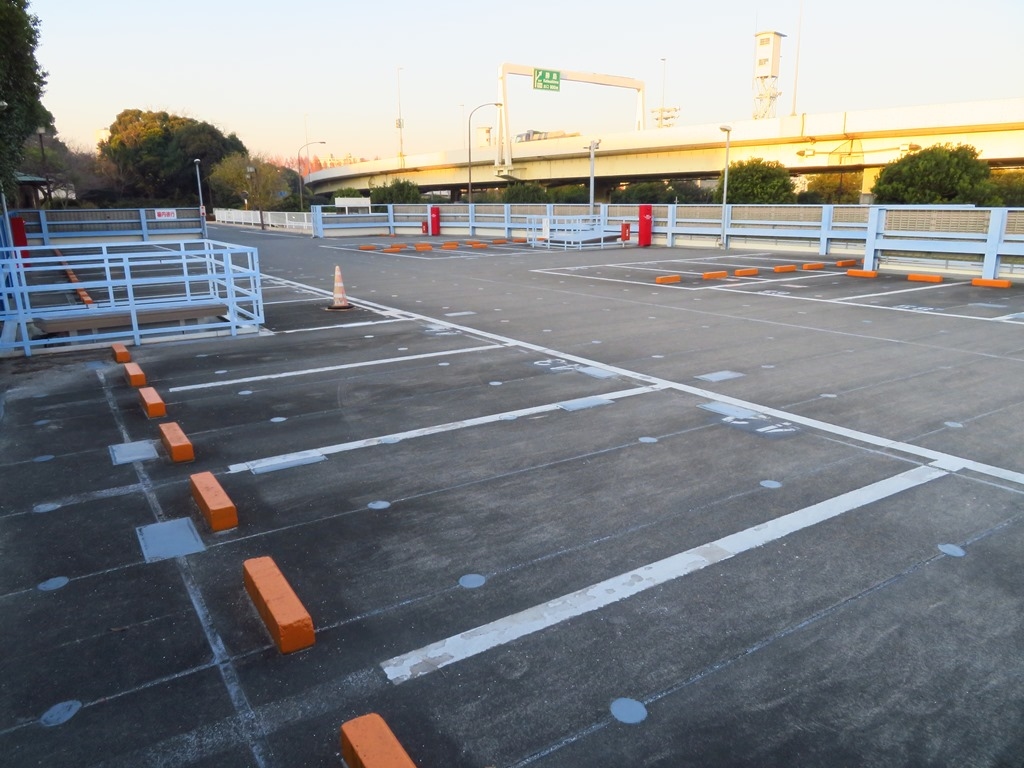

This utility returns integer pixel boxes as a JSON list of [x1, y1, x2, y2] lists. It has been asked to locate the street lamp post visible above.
[[297, 140, 326, 211], [0, 101, 11, 248], [193, 159, 207, 239], [719, 125, 732, 248], [467, 102, 501, 205], [246, 165, 265, 230], [396, 67, 405, 166], [586, 140, 601, 214], [36, 127, 50, 205]]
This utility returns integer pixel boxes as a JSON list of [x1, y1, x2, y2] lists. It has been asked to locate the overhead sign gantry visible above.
[[495, 63, 647, 179]]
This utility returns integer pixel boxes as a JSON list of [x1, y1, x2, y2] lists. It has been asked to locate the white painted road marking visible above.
[[169, 345, 501, 392], [380, 465, 947, 684], [226, 385, 661, 474]]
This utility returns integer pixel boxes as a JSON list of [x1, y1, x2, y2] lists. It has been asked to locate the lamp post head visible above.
[[719, 125, 732, 133], [0, 100, 7, 112], [194, 158, 200, 165]]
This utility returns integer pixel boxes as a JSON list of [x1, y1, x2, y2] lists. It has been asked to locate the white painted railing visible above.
[[0, 240, 263, 356]]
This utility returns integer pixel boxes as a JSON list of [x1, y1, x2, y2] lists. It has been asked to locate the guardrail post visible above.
[[38, 209, 50, 246], [818, 205, 834, 256], [862, 206, 884, 271], [666, 204, 677, 248], [386, 205, 396, 236], [139, 210, 150, 241], [312, 205, 324, 238], [982, 208, 1007, 280], [504, 203, 512, 237]]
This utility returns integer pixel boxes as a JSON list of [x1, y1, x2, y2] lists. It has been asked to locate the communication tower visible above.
[[753, 31, 785, 119]]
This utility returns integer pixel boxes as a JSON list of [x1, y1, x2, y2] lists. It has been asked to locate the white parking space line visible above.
[[838, 281, 969, 301], [168, 345, 501, 392], [348, 297, 1024, 488], [381, 465, 948, 684], [280, 319, 410, 334], [226, 385, 662, 474]]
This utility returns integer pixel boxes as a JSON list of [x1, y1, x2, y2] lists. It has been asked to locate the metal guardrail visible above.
[[10, 208, 205, 245], [0, 240, 263, 356]]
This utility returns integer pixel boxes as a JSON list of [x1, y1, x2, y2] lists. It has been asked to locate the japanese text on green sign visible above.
[[533, 69, 561, 92]]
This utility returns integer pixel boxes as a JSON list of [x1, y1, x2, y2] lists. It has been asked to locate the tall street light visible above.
[[297, 140, 325, 211], [193, 159, 207, 239], [586, 139, 601, 214], [246, 165, 265, 231], [396, 67, 405, 166], [467, 102, 501, 204], [36, 127, 50, 205], [0, 100, 11, 248], [719, 125, 732, 248]]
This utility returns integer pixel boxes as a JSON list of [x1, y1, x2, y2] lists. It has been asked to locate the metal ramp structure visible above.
[[525, 215, 627, 250], [0, 240, 264, 356]]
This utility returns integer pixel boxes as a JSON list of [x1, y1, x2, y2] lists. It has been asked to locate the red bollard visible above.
[[638, 204, 653, 247]]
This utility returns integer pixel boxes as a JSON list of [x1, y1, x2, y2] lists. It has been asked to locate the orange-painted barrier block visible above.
[[358, 244, 377, 251], [138, 387, 166, 419], [835, 259, 860, 267], [908, 273, 943, 283], [972, 278, 1012, 289], [802, 262, 825, 270], [382, 247, 402, 253], [123, 362, 146, 387], [655, 274, 682, 284], [340, 714, 417, 768], [189, 471, 237, 531], [243, 556, 315, 654], [492, 239, 507, 244], [112, 343, 131, 363], [159, 421, 194, 463], [441, 243, 459, 250], [414, 244, 432, 251], [774, 265, 797, 273], [734, 268, 759, 277], [512, 237, 527, 243], [471, 243, 489, 249], [847, 269, 878, 278], [702, 271, 728, 280]]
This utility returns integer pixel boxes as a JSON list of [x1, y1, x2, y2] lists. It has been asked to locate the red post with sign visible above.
[[429, 206, 441, 236], [620, 222, 631, 242], [10, 217, 29, 263], [638, 204, 653, 247]]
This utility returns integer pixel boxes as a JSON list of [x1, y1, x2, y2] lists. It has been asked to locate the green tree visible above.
[[369, 178, 421, 204], [548, 185, 589, 204], [992, 171, 1024, 207], [210, 154, 289, 228], [806, 171, 863, 204], [0, 0, 51, 200], [98, 109, 245, 202], [612, 181, 673, 204], [713, 158, 795, 204], [503, 182, 548, 204], [872, 144, 1000, 205], [668, 179, 713, 204]]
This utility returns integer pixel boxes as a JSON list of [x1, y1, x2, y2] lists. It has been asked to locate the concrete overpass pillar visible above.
[[860, 167, 882, 205]]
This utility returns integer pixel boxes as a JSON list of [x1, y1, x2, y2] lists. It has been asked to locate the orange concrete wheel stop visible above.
[[441, 243, 459, 250], [138, 387, 166, 419], [802, 262, 825, 270], [908, 274, 943, 283], [111, 343, 131, 363], [655, 275, 682, 284], [340, 713, 418, 768], [243, 557, 315, 653], [492, 238, 508, 244], [159, 422, 194, 463], [835, 259, 860, 267], [734, 268, 759, 277], [325, 265, 353, 311], [972, 278, 1011, 288], [358, 244, 377, 251], [774, 265, 797, 273], [190, 471, 237, 531], [123, 362, 146, 387], [703, 270, 728, 280], [847, 269, 878, 278]]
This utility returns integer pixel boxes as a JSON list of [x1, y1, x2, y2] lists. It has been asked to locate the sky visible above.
[[25, 0, 1024, 164]]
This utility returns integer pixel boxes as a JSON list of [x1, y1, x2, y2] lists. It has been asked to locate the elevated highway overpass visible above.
[[308, 98, 1024, 201]]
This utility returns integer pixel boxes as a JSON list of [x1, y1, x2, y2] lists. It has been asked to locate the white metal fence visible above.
[[1, 240, 263, 356]]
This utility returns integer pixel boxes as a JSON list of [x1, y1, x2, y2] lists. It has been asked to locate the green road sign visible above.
[[533, 68, 561, 92]]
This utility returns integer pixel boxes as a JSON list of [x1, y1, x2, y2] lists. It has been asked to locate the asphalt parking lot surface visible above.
[[3, 225, 1024, 767]]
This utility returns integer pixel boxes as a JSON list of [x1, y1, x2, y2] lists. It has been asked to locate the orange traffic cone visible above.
[[325, 265, 353, 311]]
